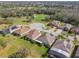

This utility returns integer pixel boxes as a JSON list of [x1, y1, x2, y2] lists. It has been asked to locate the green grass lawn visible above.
[[0, 34, 48, 58], [33, 14, 51, 27], [34, 14, 48, 22]]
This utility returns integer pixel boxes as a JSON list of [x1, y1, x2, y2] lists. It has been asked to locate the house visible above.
[[74, 46, 79, 58], [0, 28, 10, 35], [47, 20, 61, 28], [64, 24, 73, 31], [48, 20, 73, 31], [12, 25, 31, 36], [48, 39, 75, 58], [71, 26, 79, 34], [0, 25, 20, 35], [25, 29, 42, 40], [9, 25, 21, 33], [59, 23, 73, 31], [36, 33, 56, 47], [59, 25, 66, 30], [49, 28, 63, 36], [61, 31, 76, 41]]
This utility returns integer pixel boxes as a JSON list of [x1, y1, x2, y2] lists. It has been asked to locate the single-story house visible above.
[[70, 26, 79, 34], [74, 46, 79, 58], [0, 28, 10, 35], [36, 33, 56, 47], [48, 39, 75, 58], [47, 20, 61, 28], [0, 25, 20, 35], [61, 31, 76, 41], [64, 24, 73, 31], [59, 24, 73, 31], [12, 25, 31, 36], [9, 25, 21, 33], [49, 28, 63, 36], [48, 20, 73, 31], [25, 29, 42, 40]]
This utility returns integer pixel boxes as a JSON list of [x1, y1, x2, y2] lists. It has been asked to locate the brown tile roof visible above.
[[13, 26, 30, 36], [36, 33, 48, 44], [47, 34, 56, 46], [26, 29, 41, 40], [48, 20, 59, 27], [36, 33, 56, 46]]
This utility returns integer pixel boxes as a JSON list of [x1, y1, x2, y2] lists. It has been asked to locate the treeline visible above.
[[0, 2, 79, 26]]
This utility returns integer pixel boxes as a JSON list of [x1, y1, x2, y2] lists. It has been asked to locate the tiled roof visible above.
[[25, 29, 42, 40], [71, 27, 79, 34], [49, 28, 63, 36], [48, 20, 60, 27], [36, 33, 56, 46], [13, 26, 31, 36], [51, 39, 74, 53]]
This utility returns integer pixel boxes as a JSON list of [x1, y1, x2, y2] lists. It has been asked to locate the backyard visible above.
[[0, 34, 48, 58]]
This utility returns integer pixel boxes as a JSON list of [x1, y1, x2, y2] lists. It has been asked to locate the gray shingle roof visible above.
[[49, 39, 75, 58]]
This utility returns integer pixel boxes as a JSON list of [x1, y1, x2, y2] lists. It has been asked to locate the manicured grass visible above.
[[33, 14, 50, 27], [34, 14, 48, 22], [0, 34, 48, 58]]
